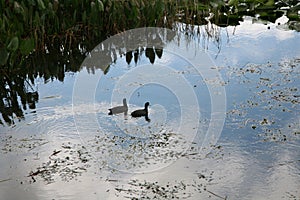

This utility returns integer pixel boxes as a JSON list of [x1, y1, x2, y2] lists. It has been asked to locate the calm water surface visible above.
[[0, 16, 300, 199]]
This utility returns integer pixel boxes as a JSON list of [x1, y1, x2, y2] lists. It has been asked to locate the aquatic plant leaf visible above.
[[20, 38, 35, 55], [14, 2, 25, 15], [37, 0, 46, 10], [265, 0, 274, 6], [0, 48, 9, 66], [8, 50, 18, 66], [97, 0, 104, 12], [7, 37, 19, 51], [82, 11, 87, 24], [27, 0, 36, 6], [228, 0, 238, 6]]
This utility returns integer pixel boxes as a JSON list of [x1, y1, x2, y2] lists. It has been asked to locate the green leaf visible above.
[[265, 0, 274, 6], [228, 0, 238, 6], [7, 37, 19, 51], [73, 10, 77, 23], [97, 0, 104, 12], [0, 48, 9, 66], [20, 38, 35, 55], [82, 11, 87, 24], [14, 2, 25, 15], [27, 0, 36, 6], [37, 0, 46, 10], [9, 51, 18, 66]]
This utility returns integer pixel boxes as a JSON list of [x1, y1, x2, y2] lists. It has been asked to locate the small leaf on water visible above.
[[7, 37, 19, 51]]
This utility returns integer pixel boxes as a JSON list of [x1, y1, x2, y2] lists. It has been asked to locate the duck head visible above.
[[144, 102, 150, 108], [123, 98, 127, 106]]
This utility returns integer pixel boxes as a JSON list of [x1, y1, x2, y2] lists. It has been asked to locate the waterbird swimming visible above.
[[131, 102, 150, 122], [108, 98, 128, 115]]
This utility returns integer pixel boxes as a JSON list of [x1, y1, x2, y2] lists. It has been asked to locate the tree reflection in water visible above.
[[3, 9, 297, 126], [0, 37, 166, 126], [0, 46, 86, 125]]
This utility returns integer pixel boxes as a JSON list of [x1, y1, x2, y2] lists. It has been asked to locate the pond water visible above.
[[1, 16, 300, 199]]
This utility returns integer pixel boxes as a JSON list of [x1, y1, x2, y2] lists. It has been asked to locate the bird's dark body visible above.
[[131, 102, 150, 117]]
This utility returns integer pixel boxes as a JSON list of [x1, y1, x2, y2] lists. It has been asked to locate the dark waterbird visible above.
[[108, 98, 128, 115], [131, 102, 150, 122]]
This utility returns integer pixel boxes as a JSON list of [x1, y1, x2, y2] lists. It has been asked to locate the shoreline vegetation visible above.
[[0, 0, 299, 68], [0, 0, 299, 125]]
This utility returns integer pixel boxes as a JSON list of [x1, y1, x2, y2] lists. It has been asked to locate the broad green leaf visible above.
[[7, 37, 19, 51]]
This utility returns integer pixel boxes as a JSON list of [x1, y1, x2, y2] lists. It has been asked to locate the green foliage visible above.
[[0, 49, 9, 66], [0, 0, 178, 68], [0, 0, 299, 68], [7, 37, 19, 52], [20, 38, 35, 56]]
